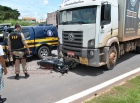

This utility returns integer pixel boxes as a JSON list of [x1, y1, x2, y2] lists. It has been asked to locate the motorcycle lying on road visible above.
[[37, 56, 78, 74]]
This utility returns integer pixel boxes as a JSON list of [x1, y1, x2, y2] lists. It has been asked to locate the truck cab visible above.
[[57, 0, 119, 69], [58, 0, 140, 70], [58, 0, 119, 69]]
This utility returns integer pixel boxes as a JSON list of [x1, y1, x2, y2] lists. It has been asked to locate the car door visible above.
[[21, 27, 35, 55], [99, 3, 112, 45]]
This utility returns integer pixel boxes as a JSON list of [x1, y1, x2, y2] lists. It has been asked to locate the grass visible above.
[[85, 75, 140, 103], [0, 19, 38, 26]]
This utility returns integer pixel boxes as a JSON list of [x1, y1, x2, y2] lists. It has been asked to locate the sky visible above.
[[0, 0, 63, 21]]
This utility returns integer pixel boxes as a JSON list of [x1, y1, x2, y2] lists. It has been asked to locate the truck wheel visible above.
[[37, 46, 50, 59], [104, 46, 117, 70]]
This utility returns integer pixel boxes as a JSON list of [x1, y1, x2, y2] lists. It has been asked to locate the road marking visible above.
[[55, 68, 140, 103]]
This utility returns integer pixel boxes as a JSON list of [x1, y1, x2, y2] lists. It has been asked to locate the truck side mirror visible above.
[[56, 11, 59, 25]]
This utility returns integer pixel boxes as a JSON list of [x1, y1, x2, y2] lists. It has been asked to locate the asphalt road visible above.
[[2, 51, 140, 103]]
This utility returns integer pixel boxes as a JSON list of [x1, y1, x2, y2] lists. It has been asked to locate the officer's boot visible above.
[[0, 98, 6, 103], [0, 96, 6, 103], [15, 74, 19, 80], [25, 73, 30, 79]]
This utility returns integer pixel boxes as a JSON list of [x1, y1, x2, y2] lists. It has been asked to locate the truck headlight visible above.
[[89, 51, 94, 56], [90, 40, 95, 46], [88, 39, 95, 48]]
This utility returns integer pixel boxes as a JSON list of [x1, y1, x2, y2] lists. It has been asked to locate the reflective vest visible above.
[[10, 31, 24, 50]]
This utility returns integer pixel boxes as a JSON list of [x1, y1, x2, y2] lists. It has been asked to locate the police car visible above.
[[0, 23, 58, 60]]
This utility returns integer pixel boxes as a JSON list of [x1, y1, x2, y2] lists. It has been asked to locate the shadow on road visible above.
[[70, 64, 106, 77], [7, 75, 26, 80], [8, 52, 137, 77], [70, 52, 137, 77], [116, 52, 137, 64]]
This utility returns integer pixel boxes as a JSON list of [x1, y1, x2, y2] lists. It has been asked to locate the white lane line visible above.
[[55, 68, 140, 103]]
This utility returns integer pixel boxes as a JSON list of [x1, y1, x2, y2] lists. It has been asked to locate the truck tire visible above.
[[37, 46, 50, 59], [104, 46, 117, 70]]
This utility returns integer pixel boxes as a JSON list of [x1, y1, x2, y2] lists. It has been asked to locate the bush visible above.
[[0, 19, 38, 26]]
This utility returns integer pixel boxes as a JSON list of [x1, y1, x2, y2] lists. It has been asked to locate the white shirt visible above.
[[0, 45, 4, 69]]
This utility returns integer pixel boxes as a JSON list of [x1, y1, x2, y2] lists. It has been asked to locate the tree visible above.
[[0, 5, 20, 20]]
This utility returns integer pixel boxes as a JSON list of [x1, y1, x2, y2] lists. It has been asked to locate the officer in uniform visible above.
[[8, 23, 30, 80], [3, 30, 14, 66]]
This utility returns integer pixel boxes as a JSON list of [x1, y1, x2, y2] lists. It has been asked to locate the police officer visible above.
[[8, 23, 30, 80], [3, 30, 14, 66]]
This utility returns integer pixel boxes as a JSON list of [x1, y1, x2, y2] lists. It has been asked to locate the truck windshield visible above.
[[59, 6, 97, 25]]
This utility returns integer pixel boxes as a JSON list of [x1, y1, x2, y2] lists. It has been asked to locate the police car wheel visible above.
[[38, 46, 50, 59]]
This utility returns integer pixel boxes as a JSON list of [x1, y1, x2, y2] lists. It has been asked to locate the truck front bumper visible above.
[[58, 45, 109, 67]]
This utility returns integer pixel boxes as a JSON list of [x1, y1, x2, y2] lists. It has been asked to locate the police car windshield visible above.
[[59, 6, 97, 25]]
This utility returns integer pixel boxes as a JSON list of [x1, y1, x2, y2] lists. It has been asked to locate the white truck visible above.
[[57, 0, 140, 69]]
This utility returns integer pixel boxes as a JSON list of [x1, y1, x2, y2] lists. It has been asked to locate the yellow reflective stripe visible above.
[[35, 44, 42, 47], [25, 38, 58, 48], [51, 42, 58, 45], [46, 42, 58, 45], [46, 43, 52, 45], [35, 37, 58, 42], [28, 45, 34, 48], [26, 40, 34, 43], [24, 45, 35, 48], [26, 38, 58, 43]]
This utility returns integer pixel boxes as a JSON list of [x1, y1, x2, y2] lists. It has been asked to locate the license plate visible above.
[[67, 51, 74, 56], [79, 57, 88, 65]]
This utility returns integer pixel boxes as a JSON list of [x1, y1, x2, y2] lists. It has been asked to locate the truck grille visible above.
[[62, 31, 83, 54]]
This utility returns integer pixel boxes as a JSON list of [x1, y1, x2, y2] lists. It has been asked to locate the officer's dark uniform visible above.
[[3, 32, 9, 60], [3, 32, 8, 45], [3, 32, 13, 66], [8, 30, 28, 75]]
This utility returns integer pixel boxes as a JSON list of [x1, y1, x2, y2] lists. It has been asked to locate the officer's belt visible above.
[[12, 48, 25, 51]]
